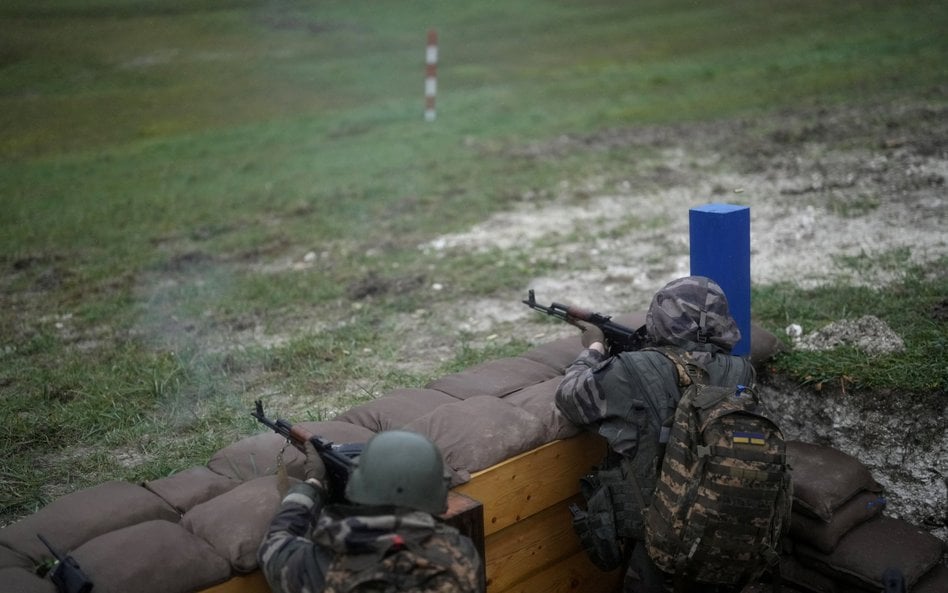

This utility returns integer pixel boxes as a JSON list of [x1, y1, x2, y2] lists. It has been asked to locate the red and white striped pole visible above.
[[424, 29, 438, 122]]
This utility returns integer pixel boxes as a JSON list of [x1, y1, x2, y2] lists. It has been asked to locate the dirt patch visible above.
[[410, 100, 946, 366], [428, 103, 947, 299], [791, 315, 906, 356], [346, 271, 427, 300]]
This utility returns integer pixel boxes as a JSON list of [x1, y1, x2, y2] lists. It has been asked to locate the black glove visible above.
[[304, 441, 326, 482], [576, 321, 606, 349]]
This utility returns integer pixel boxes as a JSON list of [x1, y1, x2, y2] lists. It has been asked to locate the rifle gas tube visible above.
[[522, 289, 648, 355]]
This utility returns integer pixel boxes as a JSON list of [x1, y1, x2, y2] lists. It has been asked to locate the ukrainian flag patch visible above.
[[733, 431, 766, 446]]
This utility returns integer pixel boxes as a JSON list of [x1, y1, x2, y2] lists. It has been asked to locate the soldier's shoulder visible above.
[[614, 347, 680, 368]]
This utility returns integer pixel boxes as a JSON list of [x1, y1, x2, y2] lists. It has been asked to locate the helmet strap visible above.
[[696, 277, 713, 343]]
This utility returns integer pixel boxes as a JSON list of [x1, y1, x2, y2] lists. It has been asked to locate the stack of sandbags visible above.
[[336, 347, 577, 484], [0, 421, 375, 593], [0, 480, 231, 593], [0, 318, 789, 593], [781, 441, 946, 593]]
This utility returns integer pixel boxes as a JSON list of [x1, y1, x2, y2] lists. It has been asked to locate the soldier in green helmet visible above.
[[555, 276, 757, 593], [257, 430, 485, 593]]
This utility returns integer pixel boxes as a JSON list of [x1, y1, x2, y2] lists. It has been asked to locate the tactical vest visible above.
[[570, 350, 683, 570]]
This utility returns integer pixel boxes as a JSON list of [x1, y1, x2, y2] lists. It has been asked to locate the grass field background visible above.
[[1, 0, 946, 522]]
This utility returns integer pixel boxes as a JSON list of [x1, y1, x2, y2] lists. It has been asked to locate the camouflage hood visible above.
[[646, 276, 740, 354], [312, 505, 438, 557]]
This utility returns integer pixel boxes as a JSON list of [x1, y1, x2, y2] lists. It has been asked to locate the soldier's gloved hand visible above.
[[576, 321, 606, 350], [304, 441, 326, 482]]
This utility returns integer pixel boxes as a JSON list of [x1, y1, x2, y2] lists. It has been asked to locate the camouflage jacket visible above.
[[258, 482, 484, 593], [554, 347, 756, 458]]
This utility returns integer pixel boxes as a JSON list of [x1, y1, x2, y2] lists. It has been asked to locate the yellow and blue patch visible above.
[[733, 431, 766, 446]]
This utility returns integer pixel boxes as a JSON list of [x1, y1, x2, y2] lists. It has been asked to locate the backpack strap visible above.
[[645, 346, 710, 388], [696, 276, 717, 345], [645, 347, 691, 387]]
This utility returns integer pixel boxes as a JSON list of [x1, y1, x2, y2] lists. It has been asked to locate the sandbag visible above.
[[208, 432, 302, 481], [143, 465, 241, 514], [0, 481, 179, 563], [790, 490, 886, 554], [503, 377, 580, 441], [787, 441, 882, 522], [749, 322, 787, 368], [71, 519, 231, 593], [296, 420, 377, 453], [0, 543, 30, 570], [426, 356, 561, 399], [519, 335, 585, 372], [334, 388, 461, 431], [403, 395, 547, 480], [779, 554, 840, 593], [181, 475, 294, 573], [0, 567, 57, 593], [795, 516, 944, 591], [913, 563, 948, 593]]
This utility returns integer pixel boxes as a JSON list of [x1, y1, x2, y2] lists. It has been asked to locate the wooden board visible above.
[[454, 431, 607, 537], [199, 571, 269, 593], [483, 495, 583, 591], [495, 549, 624, 593], [442, 490, 487, 586]]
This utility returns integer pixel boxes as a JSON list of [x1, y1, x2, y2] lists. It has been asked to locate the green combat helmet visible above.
[[345, 430, 449, 515]]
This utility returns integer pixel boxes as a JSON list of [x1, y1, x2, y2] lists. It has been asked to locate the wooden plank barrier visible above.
[[200, 431, 621, 593], [201, 571, 269, 593], [455, 431, 623, 593]]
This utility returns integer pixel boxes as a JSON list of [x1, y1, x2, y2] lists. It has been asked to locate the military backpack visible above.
[[645, 349, 792, 588], [322, 526, 481, 593]]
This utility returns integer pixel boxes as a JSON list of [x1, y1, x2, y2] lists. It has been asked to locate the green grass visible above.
[[753, 256, 948, 392], [1, 0, 946, 523]]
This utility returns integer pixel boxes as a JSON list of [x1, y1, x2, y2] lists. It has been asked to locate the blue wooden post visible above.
[[689, 203, 751, 356]]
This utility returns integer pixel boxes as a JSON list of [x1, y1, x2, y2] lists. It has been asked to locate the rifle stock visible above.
[[251, 400, 359, 501]]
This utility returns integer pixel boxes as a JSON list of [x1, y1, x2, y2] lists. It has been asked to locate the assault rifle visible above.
[[251, 400, 361, 500], [522, 289, 649, 355], [36, 534, 93, 593]]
